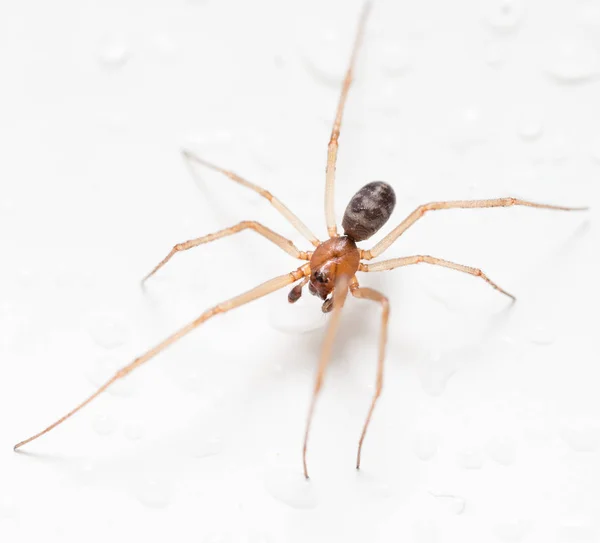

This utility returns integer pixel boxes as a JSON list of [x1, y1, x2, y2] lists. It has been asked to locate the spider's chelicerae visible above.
[[15, 2, 586, 478]]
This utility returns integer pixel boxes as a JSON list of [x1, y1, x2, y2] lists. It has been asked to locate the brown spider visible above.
[[14, 2, 586, 479]]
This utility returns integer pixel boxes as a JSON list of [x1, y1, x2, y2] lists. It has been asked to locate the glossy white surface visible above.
[[1, 1, 598, 542]]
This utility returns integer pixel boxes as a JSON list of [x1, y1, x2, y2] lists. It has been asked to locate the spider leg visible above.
[[14, 265, 309, 451], [362, 197, 588, 260], [142, 221, 311, 284], [302, 274, 351, 479], [183, 150, 320, 247], [360, 255, 515, 300], [324, 2, 372, 238], [349, 283, 389, 470]]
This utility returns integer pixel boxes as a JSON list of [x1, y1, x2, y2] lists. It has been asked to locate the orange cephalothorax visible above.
[[308, 236, 360, 307]]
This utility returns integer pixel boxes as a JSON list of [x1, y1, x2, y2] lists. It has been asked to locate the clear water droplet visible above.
[[577, 4, 600, 29], [485, 0, 524, 32], [526, 321, 556, 346], [412, 520, 438, 543], [264, 467, 318, 509], [560, 418, 600, 452], [546, 39, 599, 84], [486, 436, 516, 466], [0, 495, 16, 519], [494, 518, 533, 542], [450, 106, 487, 152], [484, 41, 506, 67], [190, 434, 223, 458], [153, 33, 177, 55], [379, 42, 411, 77], [300, 28, 346, 87], [418, 350, 456, 397], [86, 314, 129, 349], [97, 35, 130, 69], [518, 116, 544, 141], [92, 413, 117, 436], [413, 433, 439, 461], [268, 293, 327, 334], [123, 421, 145, 441], [457, 447, 484, 469], [135, 478, 172, 508], [431, 492, 466, 515], [557, 516, 596, 542]]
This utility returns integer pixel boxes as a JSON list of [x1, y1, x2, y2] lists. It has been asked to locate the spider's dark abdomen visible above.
[[342, 181, 396, 242]]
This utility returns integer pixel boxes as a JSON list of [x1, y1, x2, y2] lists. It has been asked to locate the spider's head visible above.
[[308, 236, 360, 311]]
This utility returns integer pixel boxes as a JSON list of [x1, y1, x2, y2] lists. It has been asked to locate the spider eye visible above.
[[314, 271, 328, 283]]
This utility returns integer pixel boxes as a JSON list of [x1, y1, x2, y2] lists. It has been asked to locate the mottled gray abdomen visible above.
[[342, 181, 396, 242]]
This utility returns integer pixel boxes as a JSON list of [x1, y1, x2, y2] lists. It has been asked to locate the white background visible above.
[[1, 0, 599, 542]]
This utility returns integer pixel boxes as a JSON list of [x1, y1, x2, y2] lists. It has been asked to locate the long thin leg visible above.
[[350, 284, 389, 470], [360, 255, 515, 300], [302, 275, 351, 479], [363, 197, 588, 260], [142, 221, 310, 284], [183, 150, 320, 247], [14, 266, 309, 451], [324, 2, 372, 238]]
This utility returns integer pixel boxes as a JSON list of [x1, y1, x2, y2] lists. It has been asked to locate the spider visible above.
[[14, 2, 586, 479]]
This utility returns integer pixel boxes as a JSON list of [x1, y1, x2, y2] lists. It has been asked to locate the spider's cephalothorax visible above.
[[308, 236, 360, 311], [305, 181, 396, 312]]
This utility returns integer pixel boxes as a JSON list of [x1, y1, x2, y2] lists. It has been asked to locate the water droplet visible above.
[[557, 516, 596, 542], [431, 492, 466, 515], [526, 321, 556, 346], [546, 39, 599, 84], [190, 434, 223, 458], [413, 433, 439, 461], [484, 41, 506, 67], [379, 42, 411, 77], [97, 35, 130, 69], [0, 495, 16, 519], [412, 520, 438, 543], [494, 518, 533, 542], [86, 355, 133, 396], [264, 467, 318, 509], [449, 106, 487, 152], [202, 535, 233, 543], [86, 314, 129, 349], [135, 478, 172, 508], [457, 447, 484, 469], [268, 292, 327, 334], [485, 0, 524, 33], [418, 350, 456, 397], [123, 421, 145, 441], [577, 4, 600, 29], [243, 534, 273, 543], [560, 418, 600, 452], [92, 413, 117, 436], [300, 28, 346, 87], [518, 116, 544, 141], [153, 33, 177, 55], [486, 436, 516, 466]]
